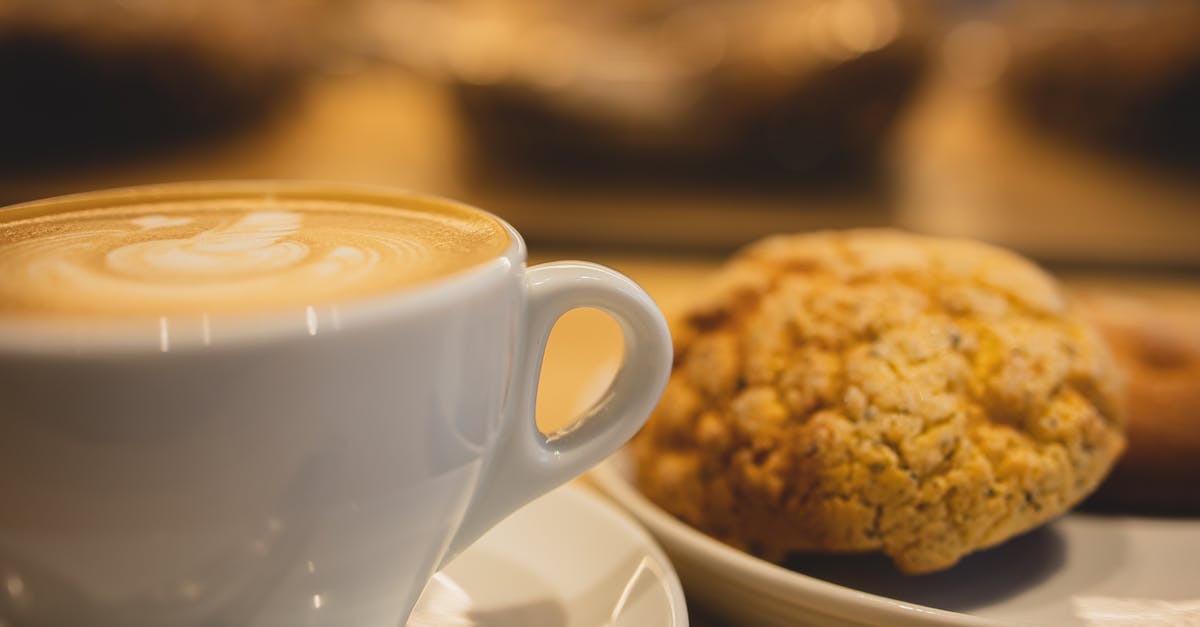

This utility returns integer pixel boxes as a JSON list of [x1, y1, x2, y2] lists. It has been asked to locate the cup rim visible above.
[[0, 180, 527, 356]]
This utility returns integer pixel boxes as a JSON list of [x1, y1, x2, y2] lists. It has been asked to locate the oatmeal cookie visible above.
[[633, 229, 1126, 574]]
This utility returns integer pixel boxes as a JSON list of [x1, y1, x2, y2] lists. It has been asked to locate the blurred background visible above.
[[2, 4, 1198, 623], [1, 0, 1198, 426], [2, 0, 1197, 260]]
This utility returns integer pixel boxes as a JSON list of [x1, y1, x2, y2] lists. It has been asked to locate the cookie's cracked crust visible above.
[[633, 229, 1125, 573]]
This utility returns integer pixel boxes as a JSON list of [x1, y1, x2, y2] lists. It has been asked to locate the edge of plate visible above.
[[588, 452, 1007, 627], [561, 484, 691, 627]]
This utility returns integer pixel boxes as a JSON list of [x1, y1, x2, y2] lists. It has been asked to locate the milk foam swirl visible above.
[[0, 199, 508, 317]]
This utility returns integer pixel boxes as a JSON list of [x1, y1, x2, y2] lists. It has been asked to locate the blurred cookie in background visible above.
[[1077, 290, 1200, 513], [0, 0, 325, 172]]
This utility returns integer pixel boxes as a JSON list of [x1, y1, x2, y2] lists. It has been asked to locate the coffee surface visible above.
[[0, 197, 509, 317]]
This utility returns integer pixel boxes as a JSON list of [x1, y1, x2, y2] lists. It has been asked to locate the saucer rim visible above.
[[448, 482, 690, 627], [552, 484, 691, 627], [588, 452, 1001, 627]]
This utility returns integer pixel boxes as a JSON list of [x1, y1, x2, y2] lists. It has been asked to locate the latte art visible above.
[[106, 211, 309, 280], [0, 198, 509, 317]]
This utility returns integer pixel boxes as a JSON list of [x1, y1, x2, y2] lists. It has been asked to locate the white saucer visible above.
[[408, 484, 689, 627], [591, 451, 1200, 627]]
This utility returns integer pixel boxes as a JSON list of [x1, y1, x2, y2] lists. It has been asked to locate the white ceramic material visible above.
[[591, 452, 1200, 627], [407, 484, 688, 627], [0, 183, 673, 627]]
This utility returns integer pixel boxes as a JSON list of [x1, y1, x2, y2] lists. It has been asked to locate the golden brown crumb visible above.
[[633, 229, 1126, 574]]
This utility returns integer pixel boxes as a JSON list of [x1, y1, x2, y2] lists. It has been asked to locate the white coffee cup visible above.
[[0, 182, 671, 626]]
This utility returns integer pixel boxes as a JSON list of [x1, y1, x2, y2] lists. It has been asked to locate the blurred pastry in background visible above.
[[0, 0, 323, 172], [633, 229, 1125, 574], [1077, 291, 1200, 512], [363, 0, 930, 183], [1003, 0, 1200, 169]]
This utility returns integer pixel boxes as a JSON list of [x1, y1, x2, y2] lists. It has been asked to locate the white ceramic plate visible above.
[[590, 451, 1200, 627], [409, 484, 689, 627]]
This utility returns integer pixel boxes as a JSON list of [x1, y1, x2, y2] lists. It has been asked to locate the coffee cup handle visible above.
[[440, 261, 671, 566]]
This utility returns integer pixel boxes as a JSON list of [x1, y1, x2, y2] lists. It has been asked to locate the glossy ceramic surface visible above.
[[410, 485, 688, 627], [0, 182, 673, 627], [591, 451, 1200, 627]]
